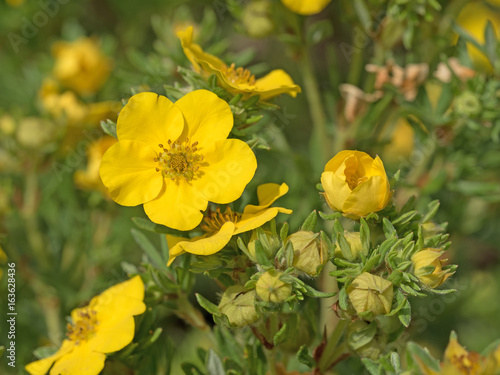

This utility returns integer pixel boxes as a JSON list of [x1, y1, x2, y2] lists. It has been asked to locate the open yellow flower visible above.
[[165, 183, 292, 265], [415, 331, 500, 375], [281, 0, 331, 15], [52, 37, 111, 95], [321, 150, 391, 219], [177, 27, 301, 101], [100, 90, 257, 231], [25, 276, 145, 375]]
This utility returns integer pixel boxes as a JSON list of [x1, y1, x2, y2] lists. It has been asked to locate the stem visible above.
[[265, 347, 278, 375], [318, 318, 349, 372], [300, 46, 330, 170]]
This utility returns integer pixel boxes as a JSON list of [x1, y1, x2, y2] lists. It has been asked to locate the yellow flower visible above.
[[281, 0, 331, 15], [100, 90, 257, 231], [321, 150, 391, 219], [25, 276, 146, 375], [415, 331, 500, 375], [411, 248, 454, 288], [166, 183, 292, 265], [52, 37, 111, 95], [382, 118, 415, 163], [177, 27, 301, 101], [456, 2, 500, 71], [74, 136, 117, 196]]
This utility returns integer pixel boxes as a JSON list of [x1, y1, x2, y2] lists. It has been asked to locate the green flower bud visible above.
[[242, 0, 274, 38], [347, 273, 393, 316], [334, 231, 363, 261], [288, 231, 329, 276], [247, 230, 280, 262], [255, 270, 292, 303], [219, 285, 259, 327], [454, 91, 481, 117], [411, 248, 454, 288]]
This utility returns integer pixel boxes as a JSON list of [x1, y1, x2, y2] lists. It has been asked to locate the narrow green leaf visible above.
[[361, 358, 381, 375], [382, 218, 397, 238], [302, 283, 337, 298], [301, 210, 318, 232], [131, 229, 167, 271], [318, 211, 342, 220], [336, 232, 352, 260], [398, 298, 411, 327], [407, 342, 441, 371], [339, 287, 348, 310], [421, 200, 440, 223], [206, 349, 225, 375], [195, 293, 221, 317], [360, 218, 370, 256], [100, 119, 117, 138], [280, 222, 289, 243], [255, 240, 273, 267], [484, 20, 497, 64], [297, 345, 316, 368]]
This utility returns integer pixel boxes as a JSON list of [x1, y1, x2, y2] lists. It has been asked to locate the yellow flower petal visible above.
[[281, 0, 331, 15], [117, 92, 184, 147], [174, 90, 233, 149], [99, 140, 163, 206], [144, 180, 207, 230], [234, 207, 282, 235], [320, 171, 351, 212], [87, 315, 136, 353], [25, 340, 75, 375], [253, 70, 301, 100], [49, 343, 105, 375], [343, 175, 391, 217], [192, 139, 257, 204], [172, 221, 235, 257], [243, 183, 289, 215], [177, 26, 225, 73]]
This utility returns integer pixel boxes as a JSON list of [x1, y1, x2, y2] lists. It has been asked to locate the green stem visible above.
[[300, 46, 330, 169], [318, 318, 349, 372], [265, 347, 278, 375]]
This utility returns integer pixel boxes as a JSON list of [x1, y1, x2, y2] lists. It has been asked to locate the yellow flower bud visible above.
[[411, 248, 453, 288], [219, 286, 259, 327], [256, 270, 292, 303], [321, 150, 391, 219], [242, 1, 274, 38], [16, 117, 56, 148], [347, 273, 393, 316], [288, 231, 329, 276], [334, 231, 363, 261]]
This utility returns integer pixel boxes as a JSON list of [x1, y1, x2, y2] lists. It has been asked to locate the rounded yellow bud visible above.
[[347, 273, 393, 316], [242, 1, 274, 38], [321, 151, 391, 219], [255, 270, 292, 303], [16, 117, 56, 148], [411, 248, 453, 288], [334, 231, 363, 261], [281, 0, 331, 15], [288, 231, 329, 276], [219, 286, 259, 327]]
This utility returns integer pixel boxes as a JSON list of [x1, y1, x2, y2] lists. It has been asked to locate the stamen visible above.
[[200, 207, 241, 234], [155, 138, 205, 181]]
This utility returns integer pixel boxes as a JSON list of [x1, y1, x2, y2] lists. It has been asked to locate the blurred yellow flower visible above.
[[281, 0, 331, 15], [39, 79, 120, 126], [166, 183, 292, 265], [411, 248, 454, 288], [100, 90, 257, 231], [321, 150, 391, 219], [52, 37, 111, 95], [177, 27, 301, 101], [25, 276, 145, 375], [382, 118, 415, 163], [74, 136, 117, 196], [456, 2, 500, 71], [5, 0, 24, 7], [415, 331, 500, 375]]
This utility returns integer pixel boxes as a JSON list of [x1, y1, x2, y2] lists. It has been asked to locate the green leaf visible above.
[[280, 222, 289, 243], [398, 298, 411, 327], [284, 241, 294, 268], [382, 218, 397, 238], [206, 349, 225, 375], [237, 237, 253, 260], [182, 362, 204, 375], [390, 169, 401, 190], [131, 229, 167, 272], [407, 342, 441, 371], [100, 119, 117, 138], [348, 322, 377, 350], [361, 358, 381, 375], [274, 315, 297, 346], [392, 211, 419, 226], [434, 83, 453, 116], [360, 218, 370, 256], [484, 20, 497, 64], [336, 231, 352, 260], [297, 345, 316, 368], [421, 200, 440, 223], [302, 283, 337, 298], [301, 210, 318, 232], [255, 240, 273, 267], [318, 211, 342, 220], [196, 293, 222, 317], [361, 254, 381, 273], [33, 346, 58, 359], [339, 287, 348, 310]]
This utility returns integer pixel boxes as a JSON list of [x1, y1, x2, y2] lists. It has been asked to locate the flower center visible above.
[[66, 309, 98, 344], [345, 173, 368, 190], [343, 157, 368, 190], [221, 63, 256, 86], [200, 207, 241, 234], [155, 138, 204, 182]]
